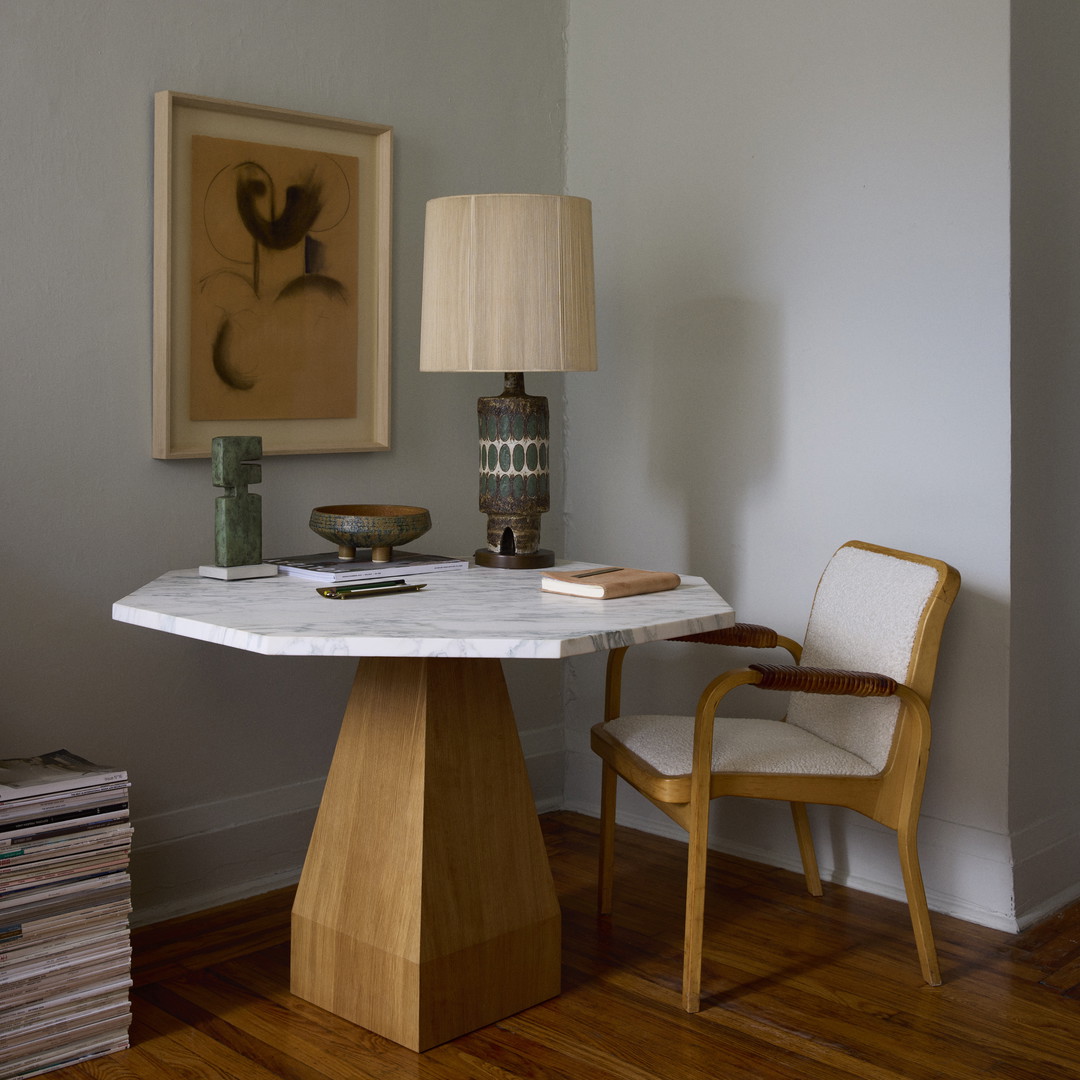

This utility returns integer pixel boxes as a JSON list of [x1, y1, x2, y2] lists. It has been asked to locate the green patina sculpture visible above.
[[212, 435, 263, 567]]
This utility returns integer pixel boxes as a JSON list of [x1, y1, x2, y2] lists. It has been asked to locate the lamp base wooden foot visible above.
[[291, 656, 560, 1052], [474, 547, 555, 569]]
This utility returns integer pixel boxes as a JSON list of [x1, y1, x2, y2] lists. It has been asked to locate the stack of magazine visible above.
[[0, 750, 133, 1079], [267, 549, 469, 583]]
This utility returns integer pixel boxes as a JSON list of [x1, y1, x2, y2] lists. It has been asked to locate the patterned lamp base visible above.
[[475, 373, 555, 569]]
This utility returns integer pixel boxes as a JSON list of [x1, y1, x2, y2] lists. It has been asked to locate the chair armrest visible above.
[[673, 623, 803, 662], [748, 663, 897, 697], [673, 623, 780, 648]]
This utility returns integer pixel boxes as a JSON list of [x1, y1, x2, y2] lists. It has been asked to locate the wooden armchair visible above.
[[591, 540, 960, 1011]]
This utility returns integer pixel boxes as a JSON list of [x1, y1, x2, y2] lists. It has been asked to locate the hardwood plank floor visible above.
[[42, 812, 1080, 1080]]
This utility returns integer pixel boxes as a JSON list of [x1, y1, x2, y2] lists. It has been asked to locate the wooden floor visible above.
[[48, 812, 1080, 1080]]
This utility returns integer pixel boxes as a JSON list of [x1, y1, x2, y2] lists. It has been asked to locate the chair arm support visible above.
[[748, 664, 898, 697], [604, 625, 787, 721]]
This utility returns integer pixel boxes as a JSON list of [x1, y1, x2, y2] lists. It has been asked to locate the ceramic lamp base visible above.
[[477, 373, 552, 568]]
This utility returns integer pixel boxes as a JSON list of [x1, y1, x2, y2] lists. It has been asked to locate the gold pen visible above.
[[317, 580, 427, 599]]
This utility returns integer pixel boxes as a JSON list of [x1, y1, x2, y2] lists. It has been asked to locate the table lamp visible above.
[[420, 193, 597, 568]]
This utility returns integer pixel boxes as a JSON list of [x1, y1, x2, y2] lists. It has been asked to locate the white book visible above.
[[0, 808, 131, 847], [0, 870, 131, 913], [1, 978, 131, 1026], [0, 879, 131, 930], [1, 927, 131, 977], [0, 783, 130, 828], [0, 1016, 130, 1073], [0, 851, 130, 893], [2, 955, 132, 1009], [0, 824, 133, 867], [5, 1036, 130, 1080], [0, 752, 127, 805], [1, 899, 131, 944], [5, 992, 131, 1040]]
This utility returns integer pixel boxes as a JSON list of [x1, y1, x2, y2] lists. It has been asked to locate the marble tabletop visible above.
[[112, 561, 734, 659]]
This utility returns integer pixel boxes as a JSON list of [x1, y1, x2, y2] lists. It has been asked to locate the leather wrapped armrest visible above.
[[673, 623, 780, 649], [748, 664, 898, 697]]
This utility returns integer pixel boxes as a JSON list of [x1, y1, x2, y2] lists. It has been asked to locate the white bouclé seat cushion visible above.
[[602, 713, 878, 778]]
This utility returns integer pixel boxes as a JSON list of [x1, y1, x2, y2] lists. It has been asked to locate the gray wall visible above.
[[1, 0, 569, 924], [563, 0, 1025, 929]]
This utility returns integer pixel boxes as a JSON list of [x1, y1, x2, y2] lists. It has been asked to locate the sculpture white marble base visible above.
[[197, 563, 279, 581]]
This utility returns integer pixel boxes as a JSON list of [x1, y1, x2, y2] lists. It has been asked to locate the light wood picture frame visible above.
[[153, 91, 392, 458]]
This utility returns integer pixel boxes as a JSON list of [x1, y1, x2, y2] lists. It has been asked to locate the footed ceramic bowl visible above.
[[309, 504, 432, 562]]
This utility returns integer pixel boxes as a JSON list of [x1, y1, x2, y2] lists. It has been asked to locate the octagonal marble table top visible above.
[[113, 561, 735, 660]]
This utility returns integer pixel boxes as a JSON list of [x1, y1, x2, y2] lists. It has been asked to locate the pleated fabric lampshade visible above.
[[420, 194, 597, 568]]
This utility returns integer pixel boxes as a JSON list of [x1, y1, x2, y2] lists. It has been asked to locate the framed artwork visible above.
[[152, 91, 392, 458]]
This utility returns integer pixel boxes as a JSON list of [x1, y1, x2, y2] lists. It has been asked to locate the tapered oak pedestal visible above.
[[291, 656, 560, 1051]]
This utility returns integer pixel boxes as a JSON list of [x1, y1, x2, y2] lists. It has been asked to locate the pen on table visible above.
[[317, 580, 427, 599]]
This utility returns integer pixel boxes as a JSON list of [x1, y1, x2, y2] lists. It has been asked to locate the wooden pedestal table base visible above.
[[291, 656, 561, 1052]]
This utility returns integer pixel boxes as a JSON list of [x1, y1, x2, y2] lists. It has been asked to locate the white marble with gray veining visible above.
[[112, 562, 735, 659]]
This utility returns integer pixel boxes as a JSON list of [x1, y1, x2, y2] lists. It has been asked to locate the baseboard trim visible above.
[[1011, 808, 1080, 928], [559, 796, 1022, 933], [130, 731, 565, 927], [131, 866, 304, 928]]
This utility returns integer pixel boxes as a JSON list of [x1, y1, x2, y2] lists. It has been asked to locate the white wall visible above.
[[563, 0, 1020, 928], [1010, 0, 1080, 921], [0, 0, 570, 925]]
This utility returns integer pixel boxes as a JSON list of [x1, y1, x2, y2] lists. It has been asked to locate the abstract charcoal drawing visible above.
[[189, 135, 360, 422]]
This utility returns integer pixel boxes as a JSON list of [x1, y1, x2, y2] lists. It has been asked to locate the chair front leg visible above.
[[897, 816, 941, 986], [681, 796, 709, 1012], [680, 667, 762, 1011], [891, 684, 939, 985]]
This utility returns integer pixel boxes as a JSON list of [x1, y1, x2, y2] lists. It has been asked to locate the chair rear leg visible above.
[[897, 819, 941, 985], [790, 802, 823, 897], [598, 761, 617, 914]]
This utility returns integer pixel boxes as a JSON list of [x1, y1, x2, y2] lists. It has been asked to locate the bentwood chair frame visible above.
[[591, 540, 961, 1011]]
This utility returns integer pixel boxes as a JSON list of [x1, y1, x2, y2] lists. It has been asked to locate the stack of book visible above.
[[0, 750, 133, 1079], [266, 549, 469, 583]]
